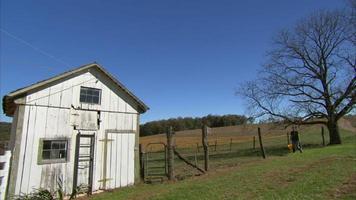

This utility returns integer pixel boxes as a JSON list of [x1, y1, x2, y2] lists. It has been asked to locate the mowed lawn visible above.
[[88, 132, 356, 200]]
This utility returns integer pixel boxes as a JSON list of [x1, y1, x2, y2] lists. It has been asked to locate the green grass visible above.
[[88, 130, 356, 200]]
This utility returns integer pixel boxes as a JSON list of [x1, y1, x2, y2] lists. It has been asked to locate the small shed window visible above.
[[80, 87, 101, 104], [42, 140, 68, 161]]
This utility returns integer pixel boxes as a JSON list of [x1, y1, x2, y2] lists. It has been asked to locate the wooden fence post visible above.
[[321, 126, 325, 146], [196, 143, 200, 152], [253, 136, 256, 149], [229, 138, 232, 152], [202, 125, 209, 171], [287, 132, 290, 145], [139, 144, 144, 180], [257, 127, 266, 159], [214, 140, 217, 152], [166, 126, 175, 180]]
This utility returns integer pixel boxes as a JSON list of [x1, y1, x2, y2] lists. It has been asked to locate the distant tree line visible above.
[[140, 114, 252, 136]]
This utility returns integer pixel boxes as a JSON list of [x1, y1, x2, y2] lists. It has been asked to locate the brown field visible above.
[[140, 117, 356, 151]]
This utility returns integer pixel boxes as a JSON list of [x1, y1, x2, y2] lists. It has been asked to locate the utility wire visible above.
[[0, 28, 71, 68]]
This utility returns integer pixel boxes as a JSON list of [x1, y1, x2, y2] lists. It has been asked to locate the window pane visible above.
[[84, 95, 91, 103], [42, 150, 51, 159], [51, 150, 60, 159], [93, 90, 99, 97], [43, 141, 52, 150], [80, 95, 86, 103], [80, 88, 86, 95], [52, 142, 60, 149], [59, 150, 66, 159], [87, 89, 93, 95], [93, 96, 99, 104], [60, 143, 66, 149]]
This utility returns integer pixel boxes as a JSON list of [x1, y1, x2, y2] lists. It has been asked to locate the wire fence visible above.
[[141, 125, 355, 181]]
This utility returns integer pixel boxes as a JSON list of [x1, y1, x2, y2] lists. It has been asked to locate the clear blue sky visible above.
[[0, 0, 345, 124]]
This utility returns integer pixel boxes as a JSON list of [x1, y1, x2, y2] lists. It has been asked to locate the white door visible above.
[[101, 131, 135, 190]]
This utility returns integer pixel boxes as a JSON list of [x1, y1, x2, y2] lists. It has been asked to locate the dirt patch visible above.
[[328, 173, 356, 199]]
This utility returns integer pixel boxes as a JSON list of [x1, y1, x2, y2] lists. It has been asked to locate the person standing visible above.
[[290, 126, 303, 153]]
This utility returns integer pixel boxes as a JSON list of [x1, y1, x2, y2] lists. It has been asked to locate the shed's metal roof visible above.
[[2, 63, 149, 116]]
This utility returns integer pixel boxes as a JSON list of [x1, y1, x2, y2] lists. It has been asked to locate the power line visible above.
[[0, 28, 71, 68]]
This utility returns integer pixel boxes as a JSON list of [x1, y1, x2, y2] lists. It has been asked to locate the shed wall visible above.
[[10, 69, 139, 196]]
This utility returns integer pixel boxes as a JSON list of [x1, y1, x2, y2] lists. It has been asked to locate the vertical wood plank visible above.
[[115, 134, 122, 188], [120, 133, 129, 187], [128, 134, 135, 185]]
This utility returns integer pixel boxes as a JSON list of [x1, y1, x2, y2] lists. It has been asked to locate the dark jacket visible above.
[[290, 131, 299, 142]]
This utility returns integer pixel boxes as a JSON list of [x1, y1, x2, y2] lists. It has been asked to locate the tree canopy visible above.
[[238, 3, 355, 144], [140, 114, 251, 136]]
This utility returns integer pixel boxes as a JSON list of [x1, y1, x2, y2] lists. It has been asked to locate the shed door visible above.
[[101, 131, 135, 190]]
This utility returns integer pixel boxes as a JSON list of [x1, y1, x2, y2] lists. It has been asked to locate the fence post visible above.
[[214, 140, 217, 152], [196, 143, 199, 152], [166, 126, 175, 180], [258, 127, 266, 159], [229, 138, 232, 152], [194, 150, 198, 166], [202, 125, 209, 171], [139, 144, 144, 180], [253, 136, 256, 149], [321, 126, 325, 146], [287, 132, 290, 145]]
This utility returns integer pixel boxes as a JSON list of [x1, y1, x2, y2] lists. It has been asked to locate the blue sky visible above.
[[0, 0, 345, 123]]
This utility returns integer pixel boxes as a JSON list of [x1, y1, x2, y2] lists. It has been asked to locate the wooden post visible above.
[[139, 144, 144, 180], [202, 125, 209, 171], [257, 127, 266, 159], [321, 126, 325, 146], [230, 138, 233, 152], [287, 132, 290, 145], [166, 126, 175, 180], [214, 140, 217, 152], [194, 150, 198, 166], [196, 143, 199, 152], [253, 136, 256, 149]]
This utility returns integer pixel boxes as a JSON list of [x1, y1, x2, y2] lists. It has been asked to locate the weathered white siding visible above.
[[11, 69, 139, 196], [0, 151, 11, 200]]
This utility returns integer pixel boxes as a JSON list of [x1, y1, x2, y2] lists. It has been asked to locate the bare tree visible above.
[[238, 6, 355, 144]]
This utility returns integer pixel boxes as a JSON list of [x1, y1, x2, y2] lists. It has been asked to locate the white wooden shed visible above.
[[2, 63, 149, 198]]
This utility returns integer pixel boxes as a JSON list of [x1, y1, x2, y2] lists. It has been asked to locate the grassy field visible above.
[[86, 125, 356, 200]]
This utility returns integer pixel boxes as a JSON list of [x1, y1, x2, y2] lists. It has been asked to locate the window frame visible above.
[[79, 86, 102, 105], [38, 138, 70, 165]]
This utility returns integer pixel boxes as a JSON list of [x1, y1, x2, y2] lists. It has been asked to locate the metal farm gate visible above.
[[143, 143, 167, 183]]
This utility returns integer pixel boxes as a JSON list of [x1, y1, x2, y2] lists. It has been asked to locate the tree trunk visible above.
[[327, 119, 341, 145]]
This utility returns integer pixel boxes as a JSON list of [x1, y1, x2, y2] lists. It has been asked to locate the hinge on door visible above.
[[99, 139, 114, 142]]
